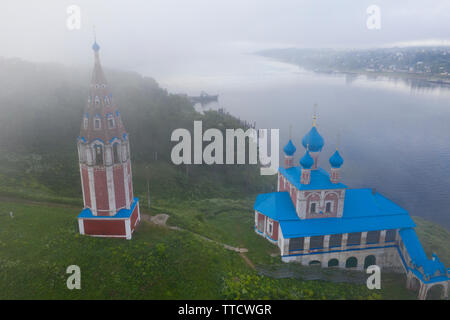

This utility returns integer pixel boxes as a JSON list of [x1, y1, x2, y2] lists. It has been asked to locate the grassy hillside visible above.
[[4, 197, 448, 300]]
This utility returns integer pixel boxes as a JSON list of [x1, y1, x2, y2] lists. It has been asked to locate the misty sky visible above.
[[1, 0, 449, 79]]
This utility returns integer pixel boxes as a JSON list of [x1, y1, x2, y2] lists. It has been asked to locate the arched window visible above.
[[426, 284, 446, 300], [94, 116, 101, 129], [364, 255, 376, 269], [113, 143, 120, 164], [345, 257, 358, 268], [325, 201, 332, 213], [107, 114, 115, 129], [94, 145, 103, 165], [309, 260, 321, 267], [328, 259, 339, 267]]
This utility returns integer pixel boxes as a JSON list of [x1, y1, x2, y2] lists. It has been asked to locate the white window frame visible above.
[[310, 201, 319, 214], [107, 116, 115, 129], [267, 219, 273, 236], [84, 117, 88, 129], [325, 201, 333, 213], [94, 117, 101, 130]]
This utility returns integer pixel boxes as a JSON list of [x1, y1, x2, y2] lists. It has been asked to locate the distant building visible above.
[[76, 41, 141, 239], [254, 113, 449, 299]]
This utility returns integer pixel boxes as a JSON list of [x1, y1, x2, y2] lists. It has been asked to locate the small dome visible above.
[[329, 150, 344, 168], [283, 140, 296, 156], [92, 41, 100, 52], [302, 126, 324, 152], [300, 150, 314, 169]]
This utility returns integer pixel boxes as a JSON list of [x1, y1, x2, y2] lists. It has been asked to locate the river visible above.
[[145, 51, 450, 229]]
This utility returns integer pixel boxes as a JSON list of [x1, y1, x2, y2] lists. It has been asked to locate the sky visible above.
[[0, 0, 449, 78]]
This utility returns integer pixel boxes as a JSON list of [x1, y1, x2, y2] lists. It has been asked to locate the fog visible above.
[[0, 0, 449, 81]]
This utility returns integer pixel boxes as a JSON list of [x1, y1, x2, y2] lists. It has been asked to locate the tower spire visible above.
[[336, 132, 341, 150], [312, 103, 318, 127]]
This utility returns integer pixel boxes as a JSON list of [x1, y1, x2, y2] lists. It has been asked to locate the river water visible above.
[[147, 52, 450, 229]]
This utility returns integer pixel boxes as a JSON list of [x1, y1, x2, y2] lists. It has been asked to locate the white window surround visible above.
[[107, 116, 115, 129], [267, 219, 273, 236], [84, 118, 88, 129], [325, 201, 333, 213], [310, 201, 319, 214], [94, 117, 101, 130]]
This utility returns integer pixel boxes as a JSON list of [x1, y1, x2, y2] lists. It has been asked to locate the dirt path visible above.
[[0, 196, 79, 210], [240, 252, 256, 269], [143, 213, 253, 264]]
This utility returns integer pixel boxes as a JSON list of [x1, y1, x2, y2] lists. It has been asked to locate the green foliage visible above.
[[0, 58, 275, 202], [222, 272, 382, 300], [1, 199, 447, 299]]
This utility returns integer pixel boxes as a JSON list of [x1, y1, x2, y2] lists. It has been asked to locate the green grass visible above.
[[3, 198, 446, 300]]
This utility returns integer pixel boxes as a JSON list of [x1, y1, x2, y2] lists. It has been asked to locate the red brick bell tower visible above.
[[77, 41, 140, 239]]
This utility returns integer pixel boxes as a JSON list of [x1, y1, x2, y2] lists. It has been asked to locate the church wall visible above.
[[113, 164, 126, 209], [282, 246, 403, 272], [127, 161, 133, 204], [94, 168, 109, 215], [83, 219, 126, 237], [81, 166, 91, 208], [130, 204, 139, 231]]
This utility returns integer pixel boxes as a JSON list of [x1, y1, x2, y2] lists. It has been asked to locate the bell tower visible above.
[[77, 41, 140, 239]]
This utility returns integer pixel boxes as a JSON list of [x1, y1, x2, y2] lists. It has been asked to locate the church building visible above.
[[76, 41, 140, 239], [254, 113, 449, 299]]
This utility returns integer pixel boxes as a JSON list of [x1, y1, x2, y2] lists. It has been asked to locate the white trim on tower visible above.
[[106, 165, 116, 215], [88, 167, 97, 214]]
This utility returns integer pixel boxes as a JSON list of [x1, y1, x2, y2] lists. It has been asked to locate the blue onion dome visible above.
[[329, 150, 344, 168], [300, 150, 314, 169], [92, 41, 100, 52], [283, 139, 296, 156], [302, 126, 324, 152]]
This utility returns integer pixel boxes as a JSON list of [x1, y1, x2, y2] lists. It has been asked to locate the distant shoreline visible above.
[[257, 54, 450, 87]]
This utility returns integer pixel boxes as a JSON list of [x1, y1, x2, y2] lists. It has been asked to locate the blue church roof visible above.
[[283, 140, 296, 156], [399, 228, 448, 283], [92, 41, 100, 52], [300, 150, 314, 169], [329, 150, 344, 168], [279, 166, 347, 190], [254, 192, 299, 221], [78, 198, 139, 219], [254, 189, 415, 238], [302, 126, 324, 152]]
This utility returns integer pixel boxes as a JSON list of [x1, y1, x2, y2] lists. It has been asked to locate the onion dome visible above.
[[92, 41, 100, 52], [283, 140, 296, 156], [302, 126, 324, 152], [329, 150, 344, 168], [300, 150, 314, 169]]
